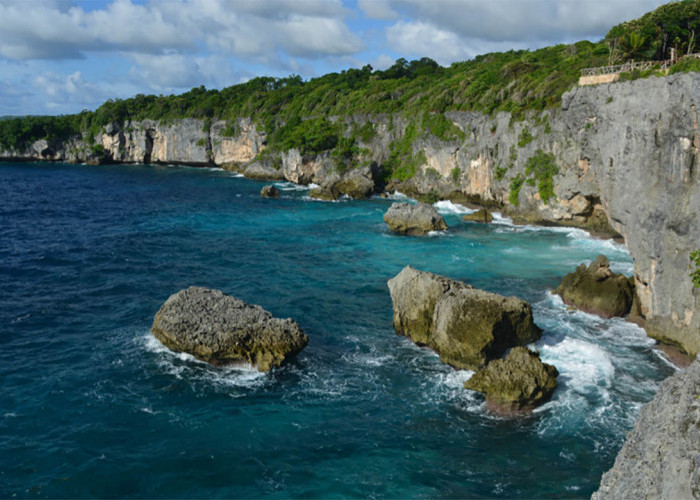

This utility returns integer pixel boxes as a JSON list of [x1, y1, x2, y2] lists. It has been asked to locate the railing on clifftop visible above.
[[580, 53, 700, 77]]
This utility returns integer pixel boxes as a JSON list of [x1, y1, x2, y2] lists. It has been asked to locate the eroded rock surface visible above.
[[387, 266, 541, 369], [592, 361, 700, 500], [464, 347, 558, 412], [151, 287, 308, 371], [383, 202, 447, 235]]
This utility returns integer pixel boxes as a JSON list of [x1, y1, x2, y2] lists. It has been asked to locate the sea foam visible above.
[[433, 200, 475, 215]]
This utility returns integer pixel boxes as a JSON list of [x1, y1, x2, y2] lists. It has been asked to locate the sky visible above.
[[0, 0, 669, 116]]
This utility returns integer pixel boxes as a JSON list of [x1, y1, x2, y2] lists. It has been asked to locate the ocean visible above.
[[0, 161, 675, 498]]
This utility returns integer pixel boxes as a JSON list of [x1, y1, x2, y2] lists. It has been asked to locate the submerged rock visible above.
[[555, 255, 634, 318], [260, 184, 280, 198], [383, 202, 447, 235], [387, 266, 541, 369], [151, 287, 308, 371], [463, 208, 493, 223], [592, 360, 700, 499], [464, 347, 558, 412]]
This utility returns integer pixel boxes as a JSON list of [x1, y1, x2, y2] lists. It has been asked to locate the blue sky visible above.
[[0, 0, 667, 116]]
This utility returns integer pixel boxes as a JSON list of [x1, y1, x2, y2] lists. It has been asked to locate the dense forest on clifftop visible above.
[[2, 0, 700, 172]]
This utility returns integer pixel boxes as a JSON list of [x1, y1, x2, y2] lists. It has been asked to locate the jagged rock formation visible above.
[[383, 202, 447, 235], [3, 73, 700, 355], [387, 266, 542, 369], [151, 287, 308, 371], [592, 361, 700, 499], [260, 185, 280, 198], [464, 347, 558, 412], [556, 254, 635, 318], [463, 208, 494, 223]]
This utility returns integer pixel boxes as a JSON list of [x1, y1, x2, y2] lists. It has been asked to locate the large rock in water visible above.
[[260, 184, 280, 198], [383, 202, 447, 235], [464, 347, 558, 412], [555, 255, 635, 318], [151, 287, 308, 371], [592, 361, 700, 499], [387, 266, 542, 369]]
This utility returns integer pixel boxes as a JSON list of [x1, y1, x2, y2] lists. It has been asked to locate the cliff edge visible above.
[[592, 361, 700, 499]]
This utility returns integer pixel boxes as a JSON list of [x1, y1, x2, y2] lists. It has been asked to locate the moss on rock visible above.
[[464, 347, 558, 412]]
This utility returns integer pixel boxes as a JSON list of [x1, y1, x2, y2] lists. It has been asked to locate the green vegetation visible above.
[[524, 150, 559, 204], [494, 164, 508, 181], [451, 166, 461, 183], [386, 122, 426, 181], [518, 128, 534, 147], [606, 0, 700, 62], [421, 112, 465, 141], [509, 175, 525, 206], [691, 250, 700, 288]]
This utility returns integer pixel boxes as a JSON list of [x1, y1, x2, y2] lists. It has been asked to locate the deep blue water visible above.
[[0, 162, 675, 499]]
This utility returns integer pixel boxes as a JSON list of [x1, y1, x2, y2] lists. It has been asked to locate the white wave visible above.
[[274, 181, 311, 191], [142, 334, 267, 389], [433, 200, 475, 215], [539, 337, 615, 396], [384, 190, 411, 200], [491, 212, 513, 225], [426, 230, 450, 237], [227, 172, 245, 178]]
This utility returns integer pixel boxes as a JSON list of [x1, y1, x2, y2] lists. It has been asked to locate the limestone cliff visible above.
[[2, 72, 699, 355], [592, 361, 700, 499]]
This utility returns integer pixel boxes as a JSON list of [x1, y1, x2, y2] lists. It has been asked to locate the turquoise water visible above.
[[0, 162, 675, 498]]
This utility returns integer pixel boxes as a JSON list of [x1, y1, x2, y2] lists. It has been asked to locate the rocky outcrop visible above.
[[151, 287, 308, 372], [464, 347, 558, 412], [592, 361, 700, 499], [387, 266, 542, 369], [463, 208, 493, 223], [555, 255, 635, 318], [260, 185, 280, 198], [383, 202, 447, 235]]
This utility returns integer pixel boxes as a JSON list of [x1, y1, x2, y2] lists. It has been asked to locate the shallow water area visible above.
[[0, 162, 675, 498]]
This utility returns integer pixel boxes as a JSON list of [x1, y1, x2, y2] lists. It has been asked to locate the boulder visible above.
[[555, 255, 635, 318], [383, 202, 447, 235], [463, 208, 493, 223], [333, 166, 375, 199], [592, 360, 700, 500], [387, 266, 542, 369], [309, 186, 339, 201], [260, 184, 280, 198], [151, 287, 308, 371], [464, 347, 558, 412]]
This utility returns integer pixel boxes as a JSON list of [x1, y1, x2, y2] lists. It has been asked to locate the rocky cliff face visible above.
[[592, 360, 700, 499], [3, 73, 699, 355]]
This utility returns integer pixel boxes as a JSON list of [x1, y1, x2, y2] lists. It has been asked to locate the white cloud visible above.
[[358, 0, 397, 21], [387, 21, 471, 65], [0, 0, 363, 62], [32, 70, 118, 111], [383, 0, 668, 45]]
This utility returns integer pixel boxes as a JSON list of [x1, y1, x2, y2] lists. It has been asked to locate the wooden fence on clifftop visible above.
[[579, 53, 700, 86]]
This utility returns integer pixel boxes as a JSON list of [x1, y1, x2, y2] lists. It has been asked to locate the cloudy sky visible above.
[[0, 0, 668, 116]]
